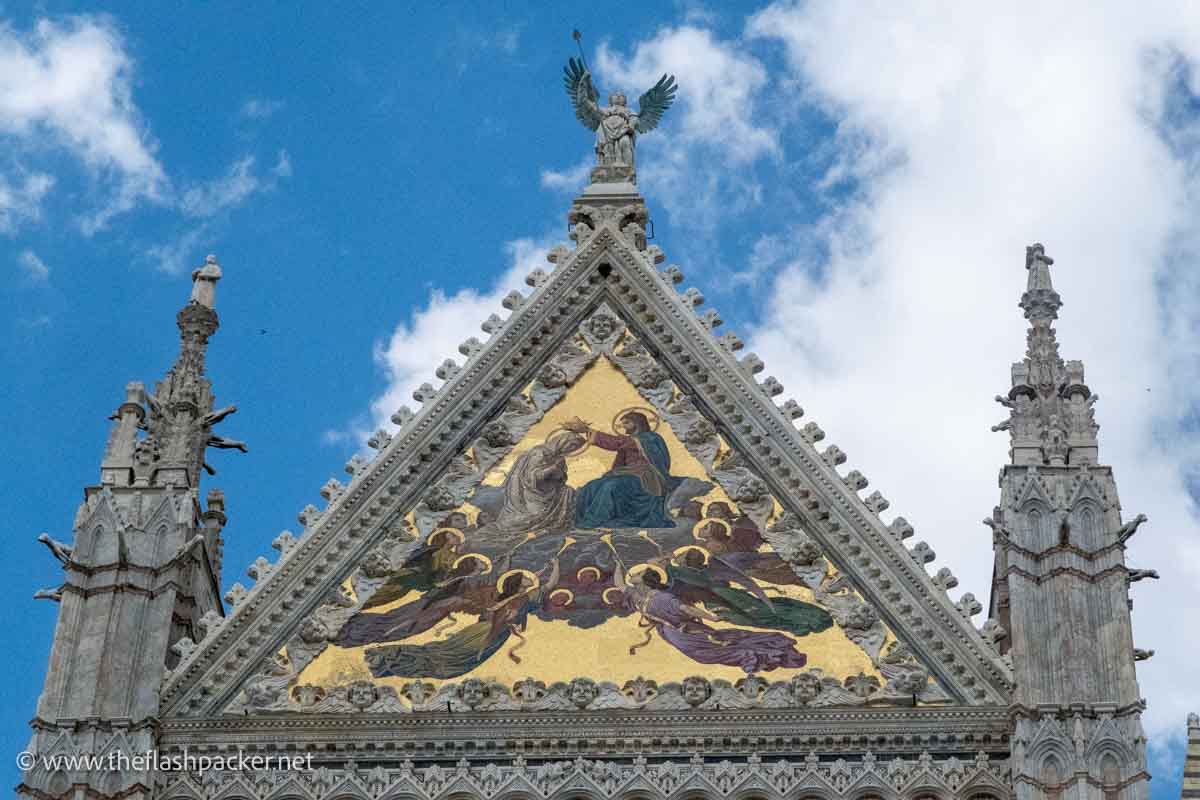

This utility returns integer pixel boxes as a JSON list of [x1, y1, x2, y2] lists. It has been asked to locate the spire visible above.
[[144, 254, 245, 488], [994, 243, 1098, 466]]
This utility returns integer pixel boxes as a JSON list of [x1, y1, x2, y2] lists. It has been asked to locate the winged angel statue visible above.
[[563, 57, 678, 184]]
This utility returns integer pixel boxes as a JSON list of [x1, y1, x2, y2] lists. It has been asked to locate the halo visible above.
[[549, 588, 575, 606], [547, 428, 590, 458], [611, 406, 660, 433], [602, 586, 626, 605], [672, 545, 711, 566], [576, 565, 603, 583], [627, 562, 669, 585], [427, 527, 465, 546], [451, 553, 493, 574], [497, 568, 539, 594], [692, 517, 732, 542]]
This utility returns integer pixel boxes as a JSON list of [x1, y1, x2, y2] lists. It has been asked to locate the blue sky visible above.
[[3, 3, 1199, 796]]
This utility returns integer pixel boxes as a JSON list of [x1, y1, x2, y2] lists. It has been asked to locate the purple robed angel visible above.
[[616, 564, 808, 674]]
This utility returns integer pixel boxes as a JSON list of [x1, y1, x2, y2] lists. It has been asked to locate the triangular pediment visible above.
[[160, 191, 1010, 719]]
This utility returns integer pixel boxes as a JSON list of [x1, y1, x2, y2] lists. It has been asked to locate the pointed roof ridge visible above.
[[160, 186, 1010, 717]]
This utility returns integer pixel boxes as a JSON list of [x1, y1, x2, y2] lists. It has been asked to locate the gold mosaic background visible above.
[[300, 357, 885, 692]]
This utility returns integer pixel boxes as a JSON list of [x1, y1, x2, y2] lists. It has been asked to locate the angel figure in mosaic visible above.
[[604, 558, 810, 674], [363, 558, 561, 680], [359, 523, 468, 611], [335, 550, 495, 648], [665, 545, 833, 639]]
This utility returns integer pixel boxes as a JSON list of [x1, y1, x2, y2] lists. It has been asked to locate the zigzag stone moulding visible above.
[[161, 194, 1010, 721]]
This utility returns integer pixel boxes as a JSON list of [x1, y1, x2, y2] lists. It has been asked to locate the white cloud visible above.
[[596, 26, 776, 163], [494, 26, 521, 56], [144, 226, 207, 275], [540, 158, 592, 193], [0, 171, 53, 233], [744, 1, 1200, 740], [335, 238, 550, 447], [0, 16, 166, 233], [591, 27, 778, 254], [240, 97, 284, 120], [151, 152, 293, 273], [180, 156, 263, 218], [17, 249, 50, 284]]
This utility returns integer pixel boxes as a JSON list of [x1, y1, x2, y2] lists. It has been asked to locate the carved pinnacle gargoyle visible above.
[[1126, 568, 1159, 582], [1116, 513, 1148, 544], [173, 533, 206, 562], [1133, 648, 1154, 661], [982, 517, 1011, 541], [37, 532, 72, 564], [33, 586, 63, 602], [202, 404, 238, 426], [207, 435, 248, 453]]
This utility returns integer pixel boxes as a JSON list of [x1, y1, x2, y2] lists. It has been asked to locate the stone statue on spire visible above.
[[190, 254, 222, 309], [563, 52, 677, 184]]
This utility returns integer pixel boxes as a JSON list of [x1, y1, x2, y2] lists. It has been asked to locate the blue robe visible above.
[[575, 431, 682, 529]]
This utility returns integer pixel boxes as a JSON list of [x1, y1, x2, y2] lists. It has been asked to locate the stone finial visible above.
[[189, 254, 222, 309], [1188, 711, 1199, 728], [1020, 242, 1061, 323]]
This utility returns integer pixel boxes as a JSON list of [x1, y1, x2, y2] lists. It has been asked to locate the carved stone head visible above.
[[681, 676, 711, 707], [588, 314, 616, 341], [790, 672, 822, 705], [298, 617, 332, 644], [568, 677, 598, 708], [480, 422, 514, 449], [459, 678, 488, 709], [683, 419, 716, 445], [538, 364, 568, 389], [243, 678, 281, 709], [346, 680, 379, 711], [735, 675, 767, 701], [360, 548, 392, 579], [133, 435, 159, 467], [609, 91, 627, 107], [401, 681, 436, 706], [621, 676, 659, 704], [424, 485, 458, 512], [291, 684, 327, 708], [789, 540, 822, 566], [731, 476, 769, 504], [889, 668, 929, 696], [636, 365, 669, 389], [843, 603, 880, 631], [512, 678, 547, 704], [843, 672, 881, 699]]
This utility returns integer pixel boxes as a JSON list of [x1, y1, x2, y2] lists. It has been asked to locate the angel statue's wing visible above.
[[563, 57, 601, 131], [635, 74, 678, 134]]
